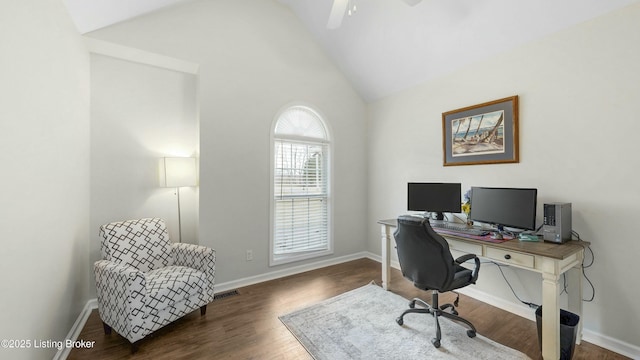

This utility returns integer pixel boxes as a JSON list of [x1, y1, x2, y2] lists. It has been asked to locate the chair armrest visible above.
[[171, 243, 216, 298], [455, 254, 481, 284], [94, 260, 147, 342], [455, 253, 476, 264]]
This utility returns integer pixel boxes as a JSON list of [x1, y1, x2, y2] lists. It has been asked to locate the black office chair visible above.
[[394, 215, 481, 348]]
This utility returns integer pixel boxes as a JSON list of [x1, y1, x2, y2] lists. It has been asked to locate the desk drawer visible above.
[[447, 239, 482, 256], [486, 247, 535, 269]]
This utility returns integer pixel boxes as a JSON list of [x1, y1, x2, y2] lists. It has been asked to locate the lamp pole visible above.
[[176, 186, 183, 243], [163, 157, 197, 243]]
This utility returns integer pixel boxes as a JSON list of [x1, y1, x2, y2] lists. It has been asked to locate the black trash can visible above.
[[535, 306, 580, 360]]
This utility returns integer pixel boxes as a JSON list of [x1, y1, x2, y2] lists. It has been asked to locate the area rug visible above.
[[279, 284, 531, 360]]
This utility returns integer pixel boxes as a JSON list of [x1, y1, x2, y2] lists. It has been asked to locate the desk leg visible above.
[[380, 224, 392, 290], [542, 272, 561, 360], [567, 262, 584, 344]]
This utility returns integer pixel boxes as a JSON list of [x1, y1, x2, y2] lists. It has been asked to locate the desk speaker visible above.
[[542, 203, 571, 243]]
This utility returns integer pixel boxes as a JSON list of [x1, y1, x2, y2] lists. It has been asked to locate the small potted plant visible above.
[[462, 189, 472, 225]]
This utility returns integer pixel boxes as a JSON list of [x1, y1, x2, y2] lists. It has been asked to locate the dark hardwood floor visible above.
[[69, 258, 628, 359]]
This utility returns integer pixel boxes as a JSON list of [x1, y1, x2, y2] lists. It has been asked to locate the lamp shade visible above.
[[162, 157, 197, 187]]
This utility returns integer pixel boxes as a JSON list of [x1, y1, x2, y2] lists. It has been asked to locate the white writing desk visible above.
[[378, 219, 590, 360]]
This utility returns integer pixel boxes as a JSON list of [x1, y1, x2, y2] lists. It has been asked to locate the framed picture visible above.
[[442, 95, 519, 166]]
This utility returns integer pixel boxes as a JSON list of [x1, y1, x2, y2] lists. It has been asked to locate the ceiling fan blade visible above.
[[327, 0, 348, 29], [401, 0, 423, 6]]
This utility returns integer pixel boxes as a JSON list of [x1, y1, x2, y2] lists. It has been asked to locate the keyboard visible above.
[[430, 222, 489, 236]]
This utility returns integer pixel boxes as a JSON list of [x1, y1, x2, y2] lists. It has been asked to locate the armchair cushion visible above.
[[99, 218, 172, 273], [145, 266, 209, 311]]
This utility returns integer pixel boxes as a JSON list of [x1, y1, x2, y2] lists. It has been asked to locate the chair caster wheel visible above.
[[409, 300, 416, 309], [396, 317, 404, 326], [467, 330, 476, 338], [431, 338, 440, 348]]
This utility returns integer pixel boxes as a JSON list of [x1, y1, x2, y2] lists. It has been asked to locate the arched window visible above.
[[271, 105, 331, 265]]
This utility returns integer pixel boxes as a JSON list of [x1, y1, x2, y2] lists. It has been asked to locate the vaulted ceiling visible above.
[[63, 0, 639, 101]]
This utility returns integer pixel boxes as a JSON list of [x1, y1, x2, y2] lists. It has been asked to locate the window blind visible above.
[[273, 140, 328, 255]]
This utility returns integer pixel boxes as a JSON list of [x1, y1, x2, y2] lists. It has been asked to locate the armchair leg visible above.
[[131, 341, 139, 354], [102, 322, 112, 335], [200, 305, 207, 316]]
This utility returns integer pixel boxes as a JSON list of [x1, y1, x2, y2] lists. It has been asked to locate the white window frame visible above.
[[269, 104, 332, 266]]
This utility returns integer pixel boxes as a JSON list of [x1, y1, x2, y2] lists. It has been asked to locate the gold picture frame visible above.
[[442, 96, 519, 166]]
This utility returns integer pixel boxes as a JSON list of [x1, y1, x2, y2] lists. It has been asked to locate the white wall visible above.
[[86, 0, 368, 284], [368, 3, 640, 351], [0, 1, 90, 359], [89, 52, 199, 292]]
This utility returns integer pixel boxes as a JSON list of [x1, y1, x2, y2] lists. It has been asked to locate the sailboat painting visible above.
[[442, 96, 519, 166], [451, 110, 505, 157]]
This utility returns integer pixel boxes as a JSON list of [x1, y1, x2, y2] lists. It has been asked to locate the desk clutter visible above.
[[518, 233, 541, 242], [406, 183, 573, 244], [433, 227, 512, 243]]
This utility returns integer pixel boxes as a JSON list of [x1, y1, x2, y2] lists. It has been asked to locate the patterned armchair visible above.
[[94, 218, 215, 350]]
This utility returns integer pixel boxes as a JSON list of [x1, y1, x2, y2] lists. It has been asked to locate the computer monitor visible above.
[[407, 182, 461, 220], [469, 187, 538, 232]]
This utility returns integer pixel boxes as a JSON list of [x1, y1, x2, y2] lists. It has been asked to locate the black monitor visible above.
[[469, 187, 538, 232], [407, 182, 461, 220]]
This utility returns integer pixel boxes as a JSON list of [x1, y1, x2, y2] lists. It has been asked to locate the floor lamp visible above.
[[162, 157, 197, 243]]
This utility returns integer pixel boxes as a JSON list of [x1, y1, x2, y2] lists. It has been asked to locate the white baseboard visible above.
[[215, 252, 371, 293], [456, 286, 537, 321], [54, 299, 98, 360], [61, 254, 640, 359], [581, 329, 640, 359], [364, 251, 400, 270]]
